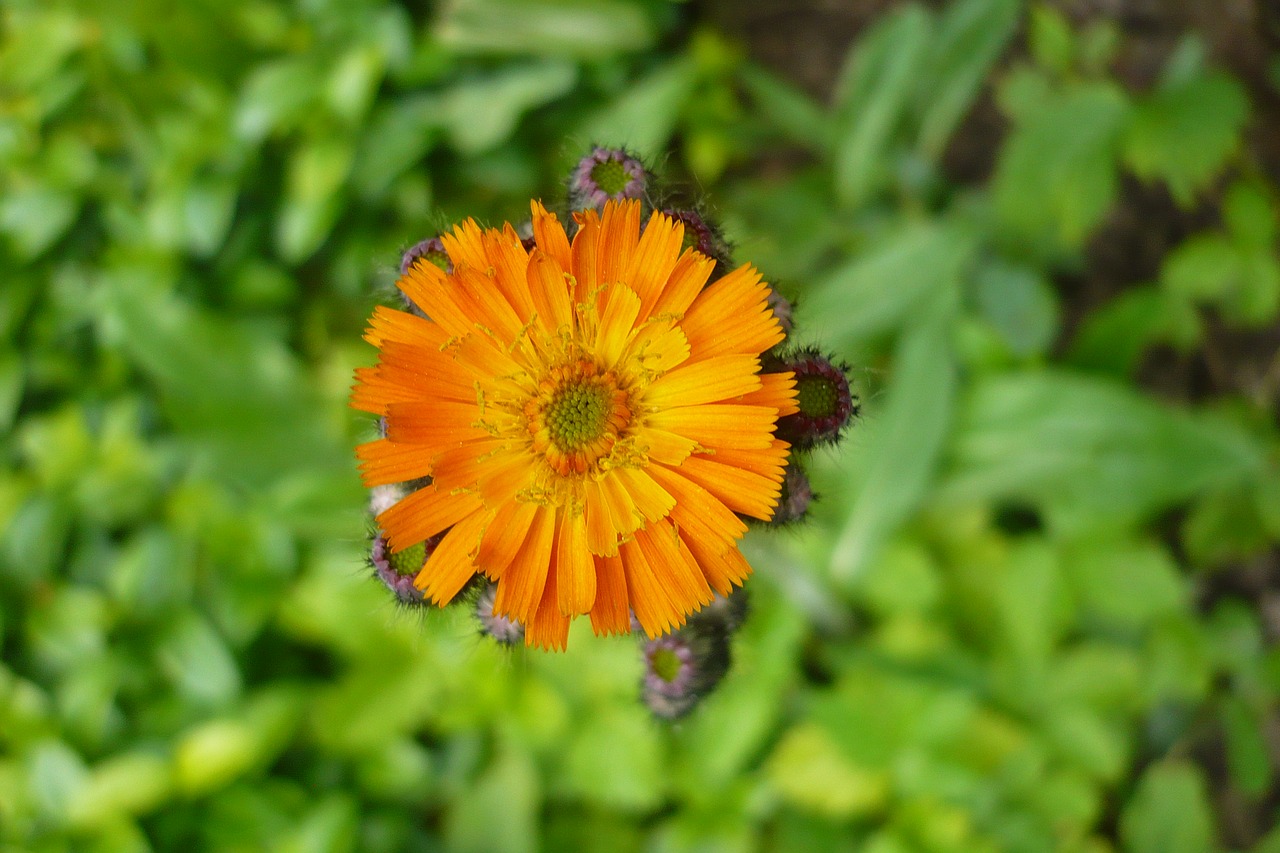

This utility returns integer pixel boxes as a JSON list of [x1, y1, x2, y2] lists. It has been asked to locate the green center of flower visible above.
[[423, 250, 450, 271], [796, 375, 839, 418], [388, 541, 426, 577], [651, 647, 684, 683], [546, 382, 611, 451], [591, 159, 631, 195]]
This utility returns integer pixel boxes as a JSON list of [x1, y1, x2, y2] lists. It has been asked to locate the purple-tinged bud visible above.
[[370, 531, 436, 605], [475, 581, 524, 646], [400, 236, 451, 276], [773, 348, 857, 450], [766, 286, 794, 337], [641, 625, 731, 720], [698, 589, 750, 633], [569, 147, 647, 211], [663, 208, 732, 273], [768, 461, 812, 526]]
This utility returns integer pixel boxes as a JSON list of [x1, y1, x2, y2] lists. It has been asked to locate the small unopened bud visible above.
[[400, 236, 451, 276], [663, 208, 732, 274], [772, 349, 857, 450], [474, 581, 524, 645], [641, 625, 731, 720], [569, 147, 647, 211], [769, 461, 812, 526], [766, 286, 794, 337], [370, 532, 433, 605]]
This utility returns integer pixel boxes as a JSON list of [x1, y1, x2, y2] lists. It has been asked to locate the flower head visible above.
[[351, 199, 797, 649]]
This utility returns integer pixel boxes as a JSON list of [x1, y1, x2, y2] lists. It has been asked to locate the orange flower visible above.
[[351, 199, 797, 650]]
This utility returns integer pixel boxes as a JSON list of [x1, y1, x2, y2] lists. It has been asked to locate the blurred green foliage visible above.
[[3, 0, 1280, 851]]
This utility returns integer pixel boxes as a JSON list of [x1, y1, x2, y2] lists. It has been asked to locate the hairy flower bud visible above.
[[768, 461, 812, 526], [474, 580, 524, 646], [771, 349, 856, 450], [569, 147, 647, 211], [641, 625, 731, 720]]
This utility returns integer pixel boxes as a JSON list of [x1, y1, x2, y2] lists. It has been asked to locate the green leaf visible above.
[[800, 222, 974, 348], [767, 723, 889, 818], [1123, 70, 1248, 205], [1120, 761, 1218, 853], [440, 62, 577, 155], [937, 371, 1265, 533], [277, 137, 354, 262], [831, 4, 933, 207], [1067, 285, 1201, 374], [830, 302, 957, 582], [577, 57, 698, 161], [0, 186, 78, 259], [993, 82, 1129, 247], [739, 63, 833, 153], [972, 258, 1060, 358], [1028, 5, 1074, 75], [436, 0, 655, 58], [445, 745, 539, 853], [1222, 696, 1271, 796], [914, 0, 1019, 159], [1063, 537, 1188, 628]]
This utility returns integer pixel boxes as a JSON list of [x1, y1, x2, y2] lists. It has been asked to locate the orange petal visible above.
[[475, 499, 539, 579], [377, 484, 484, 552], [526, 554, 571, 651], [364, 305, 448, 349], [633, 427, 698, 466], [625, 209, 683, 320], [680, 533, 752, 596], [485, 225, 536, 322], [611, 467, 675, 522], [556, 510, 596, 616], [619, 536, 681, 638], [570, 209, 601, 304], [494, 504, 555, 624], [647, 463, 748, 547], [583, 479, 619, 556], [594, 284, 642, 369], [597, 200, 641, 286], [439, 218, 488, 272], [526, 249, 574, 335], [650, 249, 715, 319], [589, 553, 631, 636], [413, 510, 486, 605], [676, 454, 783, 520], [396, 261, 476, 340], [646, 404, 777, 450], [356, 439, 437, 487], [643, 354, 763, 409], [699, 439, 791, 483], [452, 265, 524, 342], [739, 371, 799, 416], [384, 400, 486, 447], [681, 263, 784, 360], [532, 200, 573, 273], [634, 520, 713, 619]]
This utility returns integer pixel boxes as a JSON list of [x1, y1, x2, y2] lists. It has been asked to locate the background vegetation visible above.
[[3, 0, 1279, 850]]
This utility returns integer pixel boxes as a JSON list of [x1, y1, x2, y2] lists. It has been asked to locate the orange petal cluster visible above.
[[351, 199, 797, 649]]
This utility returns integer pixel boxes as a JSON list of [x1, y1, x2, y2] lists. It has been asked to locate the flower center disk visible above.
[[526, 360, 631, 476]]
